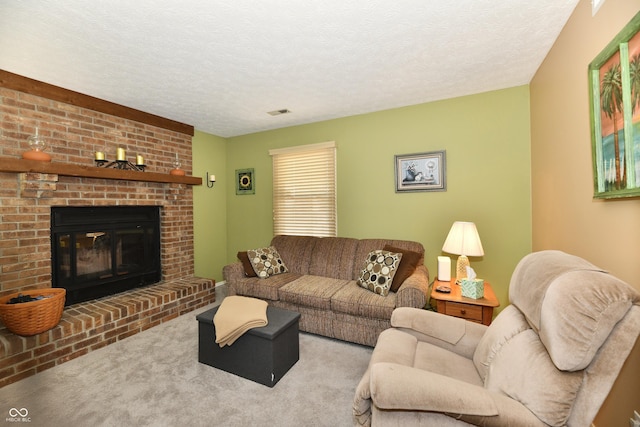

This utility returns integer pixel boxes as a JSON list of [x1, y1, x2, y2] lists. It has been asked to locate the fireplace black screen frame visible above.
[[51, 206, 162, 306]]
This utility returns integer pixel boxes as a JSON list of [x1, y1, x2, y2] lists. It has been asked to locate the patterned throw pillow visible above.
[[357, 250, 403, 296], [247, 246, 288, 278]]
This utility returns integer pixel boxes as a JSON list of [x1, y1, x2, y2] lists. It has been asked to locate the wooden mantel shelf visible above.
[[0, 157, 202, 185]]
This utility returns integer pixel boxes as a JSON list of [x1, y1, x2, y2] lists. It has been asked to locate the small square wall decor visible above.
[[235, 168, 255, 195]]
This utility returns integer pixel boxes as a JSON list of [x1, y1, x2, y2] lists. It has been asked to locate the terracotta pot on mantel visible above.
[[22, 150, 52, 162], [170, 158, 185, 175], [22, 128, 52, 162]]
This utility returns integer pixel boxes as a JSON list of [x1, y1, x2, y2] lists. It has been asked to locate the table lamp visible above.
[[441, 221, 484, 283]]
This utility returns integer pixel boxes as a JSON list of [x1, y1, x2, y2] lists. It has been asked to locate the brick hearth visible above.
[[0, 277, 215, 388], [0, 74, 214, 387]]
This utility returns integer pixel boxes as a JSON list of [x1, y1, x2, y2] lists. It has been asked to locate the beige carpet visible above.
[[0, 297, 372, 426]]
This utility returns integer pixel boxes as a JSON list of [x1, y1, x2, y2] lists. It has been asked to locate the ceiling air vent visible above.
[[267, 109, 292, 116]]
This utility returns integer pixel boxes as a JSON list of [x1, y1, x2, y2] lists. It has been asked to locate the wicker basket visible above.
[[0, 288, 66, 336]]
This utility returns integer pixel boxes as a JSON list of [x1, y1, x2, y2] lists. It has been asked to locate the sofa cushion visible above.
[[331, 281, 397, 319], [236, 251, 258, 277], [383, 244, 421, 292], [308, 237, 360, 279], [279, 275, 349, 310], [247, 246, 288, 278], [232, 273, 302, 301], [270, 235, 320, 275], [356, 250, 403, 297]]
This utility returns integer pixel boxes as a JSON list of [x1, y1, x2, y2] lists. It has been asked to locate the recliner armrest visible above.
[[370, 363, 544, 426], [370, 362, 497, 415], [391, 307, 487, 359]]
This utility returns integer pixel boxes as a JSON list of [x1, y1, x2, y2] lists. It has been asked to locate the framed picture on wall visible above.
[[235, 168, 255, 195], [395, 150, 446, 192], [588, 11, 640, 199]]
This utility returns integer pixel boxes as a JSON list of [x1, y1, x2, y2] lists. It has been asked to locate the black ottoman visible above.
[[197, 304, 301, 387]]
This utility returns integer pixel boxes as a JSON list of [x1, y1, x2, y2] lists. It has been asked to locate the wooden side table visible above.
[[430, 279, 500, 325]]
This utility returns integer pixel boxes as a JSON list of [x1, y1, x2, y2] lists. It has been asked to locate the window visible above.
[[270, 141, 337, 237]]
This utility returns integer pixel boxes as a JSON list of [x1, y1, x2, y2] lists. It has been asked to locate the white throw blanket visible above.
[[213, 296, 268, 347]]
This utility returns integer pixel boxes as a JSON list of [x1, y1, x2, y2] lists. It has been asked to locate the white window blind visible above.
[[270, 141, 337, 237]]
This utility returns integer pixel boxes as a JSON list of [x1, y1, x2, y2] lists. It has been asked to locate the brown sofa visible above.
[[222, 235, 430, 347]]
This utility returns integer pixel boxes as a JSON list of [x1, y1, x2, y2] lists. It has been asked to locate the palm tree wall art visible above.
[[589, 11, 640, 199]]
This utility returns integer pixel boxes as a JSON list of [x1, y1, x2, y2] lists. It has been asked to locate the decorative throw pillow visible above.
[[247, 246, 288, 278], [383, 244, 421, 292], [237, 251, 257, 277], [357, 250, 403, 296]]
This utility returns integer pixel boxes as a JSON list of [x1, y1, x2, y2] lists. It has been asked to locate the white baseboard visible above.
[[215, 280, 226, 287]]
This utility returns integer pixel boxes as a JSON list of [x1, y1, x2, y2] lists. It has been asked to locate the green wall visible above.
[[194, 86, 533, 311], [192, 130, 228, 281]]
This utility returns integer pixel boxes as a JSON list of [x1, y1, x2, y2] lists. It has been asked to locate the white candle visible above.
[[437, 256, 451, 282], [209, 174, 216, 182], [95, 151, 105, 161], [116, 147, 126, 161], [136, 155, 144, 165]]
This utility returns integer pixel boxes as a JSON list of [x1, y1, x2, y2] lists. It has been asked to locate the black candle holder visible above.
[[95, 159, 146, 171]]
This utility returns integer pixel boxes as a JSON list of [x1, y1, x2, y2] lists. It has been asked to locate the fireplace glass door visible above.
[[51, 206, 161, 305], [57, 231, 112, 282]]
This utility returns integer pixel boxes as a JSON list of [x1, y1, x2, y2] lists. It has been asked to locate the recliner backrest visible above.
[[509, 250, 638, 371], [473, 250, 640, 426]]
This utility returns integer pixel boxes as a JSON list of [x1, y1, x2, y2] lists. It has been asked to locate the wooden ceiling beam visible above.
[[0, 69, 194, 136]]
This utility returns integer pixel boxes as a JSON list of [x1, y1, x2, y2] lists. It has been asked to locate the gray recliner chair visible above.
[[354, 250, 640, 426]]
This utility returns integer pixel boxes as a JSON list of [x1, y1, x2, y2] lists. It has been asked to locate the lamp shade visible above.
[[442, 221, 484, 257]]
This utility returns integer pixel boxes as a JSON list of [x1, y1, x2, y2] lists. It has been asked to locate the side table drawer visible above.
[[444, 302, 483, 322]]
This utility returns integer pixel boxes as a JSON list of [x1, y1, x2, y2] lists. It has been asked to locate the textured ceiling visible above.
[[0, 1, 579, 137]]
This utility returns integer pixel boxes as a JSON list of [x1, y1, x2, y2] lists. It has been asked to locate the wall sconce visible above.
[[206, 172, 216, 188]]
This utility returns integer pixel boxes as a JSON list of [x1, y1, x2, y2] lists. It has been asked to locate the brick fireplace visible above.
[[0, 72, 215, 387]]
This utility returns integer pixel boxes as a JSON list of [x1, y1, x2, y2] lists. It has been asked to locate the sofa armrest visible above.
[[222, 262, 245, 295], [391, 307, 487, 359], [395, 264, 430, 309]]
